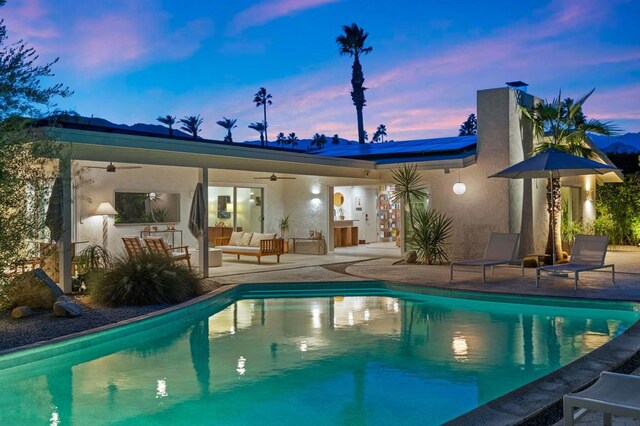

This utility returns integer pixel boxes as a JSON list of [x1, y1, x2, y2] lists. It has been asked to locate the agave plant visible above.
[[409, 207, 453, 265]]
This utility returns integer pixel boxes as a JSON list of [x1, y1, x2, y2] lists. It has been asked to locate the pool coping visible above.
[[1, 279, 639, 425]]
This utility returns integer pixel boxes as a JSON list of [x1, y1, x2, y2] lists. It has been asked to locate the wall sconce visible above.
[[453, 169, 466, 195], [94, 202, 118, 249], [311, 180, 321, 195]]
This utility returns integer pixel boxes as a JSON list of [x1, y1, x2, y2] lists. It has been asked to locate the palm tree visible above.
[[179, 115, 203, 140], [157, 115, 176, 137], [336, 23, 372, 144], [332, 134, 340, 145], [253, 87, 272, 145], [248, 121, 266, 146], [373, 124, 387, 142], [310, 133, 327, 150], [521, 89, 617, 261], [216, 117, 237, 143], [275, 132, 286, 145], [458, 113, 477, 136], [286, 132, 299, 148]]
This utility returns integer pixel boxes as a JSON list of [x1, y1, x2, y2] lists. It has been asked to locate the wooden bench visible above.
[[214, 236, 284, 264]]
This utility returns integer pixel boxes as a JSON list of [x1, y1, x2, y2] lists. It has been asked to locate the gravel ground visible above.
[[0, 297, 169, 353]]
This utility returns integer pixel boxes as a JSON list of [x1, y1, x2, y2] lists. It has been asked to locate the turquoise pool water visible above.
[[0, 283, 638, 425]]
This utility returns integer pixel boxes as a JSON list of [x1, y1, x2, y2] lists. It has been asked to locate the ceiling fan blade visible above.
[[117, 166, 143, 169], [85, 166, 108, 169], [253, 177, 271, 179], [278, 177, 296, 179]]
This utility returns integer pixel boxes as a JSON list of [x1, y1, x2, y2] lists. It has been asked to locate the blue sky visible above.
[[3, 0, 640, 141]]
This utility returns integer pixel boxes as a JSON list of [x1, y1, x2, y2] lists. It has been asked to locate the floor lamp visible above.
[[94, 202, 118, 250]]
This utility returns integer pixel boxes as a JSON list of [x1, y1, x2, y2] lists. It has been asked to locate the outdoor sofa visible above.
[[214, 231, 284, 264]]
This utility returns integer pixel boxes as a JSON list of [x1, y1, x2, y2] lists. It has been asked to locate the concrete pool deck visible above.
[[210, 247, 640, 425]]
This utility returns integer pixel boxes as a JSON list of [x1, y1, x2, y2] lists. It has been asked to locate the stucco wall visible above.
[[282, 176, 330, 242], [74, 163, 199, 256]]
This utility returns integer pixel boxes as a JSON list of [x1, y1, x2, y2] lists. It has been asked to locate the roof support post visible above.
[[58, 154, 73, 293], [198, 168, 210, 277]]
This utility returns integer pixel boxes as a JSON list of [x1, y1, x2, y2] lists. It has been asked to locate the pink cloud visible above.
[[229, 0, 340, 34], [73, 15, 147, 70], [2, 0, 58, 40]]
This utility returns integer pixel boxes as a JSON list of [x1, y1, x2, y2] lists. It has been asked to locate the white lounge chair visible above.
[[563, 371, 640, 426], [536, 235, 614, 290], [450, 232, 523, 283]]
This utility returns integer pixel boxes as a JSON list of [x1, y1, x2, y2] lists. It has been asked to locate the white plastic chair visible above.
[[563, 371, 640, 425]]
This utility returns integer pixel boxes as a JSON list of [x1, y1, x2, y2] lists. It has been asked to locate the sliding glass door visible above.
[[208, 186, 263, 233], [235, 187, 263, 233]]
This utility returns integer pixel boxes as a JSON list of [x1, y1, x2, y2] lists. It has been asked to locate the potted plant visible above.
[[278, 215, 290, 252]]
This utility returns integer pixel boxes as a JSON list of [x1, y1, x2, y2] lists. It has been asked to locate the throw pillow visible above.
[[249, 233, 264, 247], [228, 231, 244, 246], [239, 232, 253, 246]]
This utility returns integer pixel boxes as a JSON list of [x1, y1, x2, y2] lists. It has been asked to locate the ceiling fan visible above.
[[85, 162, 143, 173], [253, 173, 296, 182]]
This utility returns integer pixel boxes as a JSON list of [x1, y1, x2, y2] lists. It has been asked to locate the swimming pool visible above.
[[0, 282, 638, 425]]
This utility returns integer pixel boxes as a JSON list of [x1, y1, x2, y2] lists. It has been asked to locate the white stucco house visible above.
[[43, 85, 622, 292]]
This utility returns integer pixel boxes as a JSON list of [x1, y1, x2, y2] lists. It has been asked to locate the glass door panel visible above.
[[208, 187, 235, 228], [235, 187, 263, 233]]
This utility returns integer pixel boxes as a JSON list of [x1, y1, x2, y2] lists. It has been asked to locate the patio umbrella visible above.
[[188, 183, 206, 239], [45, 177, 63, 241], [489, 148, 619, 264]]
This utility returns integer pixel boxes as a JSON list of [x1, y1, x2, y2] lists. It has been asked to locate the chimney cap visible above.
[[506, 81, 528, 88]]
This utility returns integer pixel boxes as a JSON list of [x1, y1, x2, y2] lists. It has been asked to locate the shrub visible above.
[[409, 207, 453, 265], [89, 253, 203, 307]]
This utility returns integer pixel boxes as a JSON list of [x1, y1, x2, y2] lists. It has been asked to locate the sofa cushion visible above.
[[249, 232, 277, 247], [218, 245, 261, 254], [239, 232, 253, 246], [228, 231, 244, 246]]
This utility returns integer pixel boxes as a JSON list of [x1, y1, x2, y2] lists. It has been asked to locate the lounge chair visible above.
[[143, 236, 192, 270], [536, 235, 614, 290], [563, 371, 640, 425], [450, 232, 523, 283], [122, 236, 146, 257]]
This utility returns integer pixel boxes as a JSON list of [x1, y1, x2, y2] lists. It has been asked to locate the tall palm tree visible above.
[[373, 124, 387, 143], [287, 132, 299, 148], [157, 115, 176, 137], [332, 134, 340, 145], [253, 87, 272, 145], [521, 89, 617, 261], [336, 23, 372, 144], [179, 115, 204, 140], [275, 132, 286, 145], [310, 133, 327, 150], [216, 117, 237, 143], [248, 122, 266, 146]]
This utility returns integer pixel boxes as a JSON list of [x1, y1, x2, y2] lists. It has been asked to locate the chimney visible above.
[[505, 81, 529, 93]]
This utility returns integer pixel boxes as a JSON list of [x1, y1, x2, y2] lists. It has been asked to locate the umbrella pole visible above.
[[550, 170, 555, 266]]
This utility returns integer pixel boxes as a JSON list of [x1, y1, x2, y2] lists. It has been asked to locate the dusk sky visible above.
[[3, 0, 639, 142]]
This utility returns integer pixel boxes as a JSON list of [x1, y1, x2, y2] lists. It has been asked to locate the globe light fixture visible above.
[[453, 181, 466, 195], [453, 169, 466, 195]]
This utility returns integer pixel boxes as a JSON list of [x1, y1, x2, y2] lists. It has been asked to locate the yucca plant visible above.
[[409, 207, 453, 265], [89, 253, 203, 307], [391, 163, 428, 237]]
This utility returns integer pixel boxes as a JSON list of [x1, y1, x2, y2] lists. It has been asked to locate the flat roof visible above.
[[315, 135, 477, 165], [42, 121, 477, 172]]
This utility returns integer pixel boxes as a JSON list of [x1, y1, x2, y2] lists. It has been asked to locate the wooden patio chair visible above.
[[143, 236, 192, 270], [122, 236, 146, 257]]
